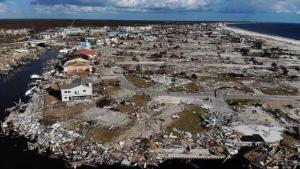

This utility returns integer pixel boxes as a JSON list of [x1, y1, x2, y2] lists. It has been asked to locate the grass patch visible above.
[[64, 120, 86, 134], [105, 85, 122, 96], [101, 79, 120, 86], [114, 104, 136, 113], [113, 94, 150, 113], [168, 82, 203, 93], [130, 93, 150, 106], [44, 94, 61, 106], [226, 99, 258, 106], [167, 105, 208, 135], [126, 75, 154, 88], [43, 103, 92, 125], [260, 86, 298, 96]]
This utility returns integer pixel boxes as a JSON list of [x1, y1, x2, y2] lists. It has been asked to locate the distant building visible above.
[[60, 77, 93, 102], [117, 31, 129, 39], [96, 39, 105, 46], [38, 32, 52, 40], [77, 41, 92, 50], [90, 27, 110, 35], [136, 26, 153, 31], [64, 27, 85, 36], [124, 26, 135, 32], [53, 30, 67, 38]]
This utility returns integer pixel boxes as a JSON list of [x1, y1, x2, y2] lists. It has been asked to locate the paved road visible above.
[[222, 94, 300, 101], [117, 71, 300, 101], [156, 92, 300, 101], [0, 40, 51, 47]]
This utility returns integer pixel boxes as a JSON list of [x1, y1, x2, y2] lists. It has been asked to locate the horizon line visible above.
[[0, 19, 299, 24]]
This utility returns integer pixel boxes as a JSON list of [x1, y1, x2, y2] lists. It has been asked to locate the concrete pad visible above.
[[80, 107, 129, 127]]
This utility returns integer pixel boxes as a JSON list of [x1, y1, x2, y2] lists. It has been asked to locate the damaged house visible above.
[[60, 77, 93, 102], [63, 49, 97, 76], [73, 48, 97, 60], [63, 58, 92, 76]]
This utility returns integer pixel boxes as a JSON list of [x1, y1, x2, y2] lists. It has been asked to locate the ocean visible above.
[[228, 22, 300, 40]]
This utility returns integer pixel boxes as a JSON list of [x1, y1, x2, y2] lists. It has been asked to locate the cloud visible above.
[[31, 0, 107, 6], [213, 0, 300, 14], [34, 4, 108, 14], [272, 0, 300, 14], [30, 0, 300, 15], [115, 0, 212, 10], [0, 3, 6, 13], [31, 0, 214, 11]]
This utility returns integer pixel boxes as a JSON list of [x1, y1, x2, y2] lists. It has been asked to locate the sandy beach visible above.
[[223, 24, 300, 46]]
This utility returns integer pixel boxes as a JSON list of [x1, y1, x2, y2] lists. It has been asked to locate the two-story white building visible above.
[[60, 77, 93, 102]]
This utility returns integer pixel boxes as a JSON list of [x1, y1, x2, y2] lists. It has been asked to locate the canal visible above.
[[0, 49, 70, 169]]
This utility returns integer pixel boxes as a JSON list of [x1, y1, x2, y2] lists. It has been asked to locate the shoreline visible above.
[[223, 24, 300, 46], [0, 47, 47, 78]]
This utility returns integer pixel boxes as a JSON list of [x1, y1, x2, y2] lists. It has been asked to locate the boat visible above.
[[25, 86, 37, 96], [30, 74, 42, 79]]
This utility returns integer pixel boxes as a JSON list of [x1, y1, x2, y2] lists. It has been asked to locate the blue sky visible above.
[[0, 0, 300, 23]]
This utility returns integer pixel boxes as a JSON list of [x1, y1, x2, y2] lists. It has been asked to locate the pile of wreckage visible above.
[[2, 90, 299, 169]]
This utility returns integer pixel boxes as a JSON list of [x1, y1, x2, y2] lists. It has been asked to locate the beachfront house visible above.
[[60, 77, 93, 102]]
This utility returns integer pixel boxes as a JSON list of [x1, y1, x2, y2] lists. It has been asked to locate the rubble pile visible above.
[[0, 47, 46, 76], [1, 22, 300, 169]]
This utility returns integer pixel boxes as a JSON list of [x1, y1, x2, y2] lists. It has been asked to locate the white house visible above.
[[60, 77, 93, 102], [38, 32, 52, 40]]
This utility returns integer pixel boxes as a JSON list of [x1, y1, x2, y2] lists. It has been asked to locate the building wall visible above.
[[63, 58, 91, 75], [61, 84, 92, 102], [64, 65, 91, 74]]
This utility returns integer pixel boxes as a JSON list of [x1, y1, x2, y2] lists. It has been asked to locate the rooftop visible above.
[[74, 48, 96, 57], [60, 77, 92, 90]]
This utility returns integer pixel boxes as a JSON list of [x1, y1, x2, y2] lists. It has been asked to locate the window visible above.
[[83, 90, 86, 92], [64, 97, 68, 99], [68, 91, 71, 93], [64, 91, 68, 93]]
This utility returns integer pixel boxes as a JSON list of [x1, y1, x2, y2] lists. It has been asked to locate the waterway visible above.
[[0, 49, 246, 169], [0, 49, 70, 169]]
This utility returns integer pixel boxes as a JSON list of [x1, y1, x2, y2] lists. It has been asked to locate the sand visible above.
[[223, 25, 300, 46]]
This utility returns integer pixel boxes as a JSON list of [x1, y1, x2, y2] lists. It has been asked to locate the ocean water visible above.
[[229, 22, 300, 40]]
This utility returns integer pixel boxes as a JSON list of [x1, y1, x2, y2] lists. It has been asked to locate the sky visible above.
[[0, 0, 300, 23]]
